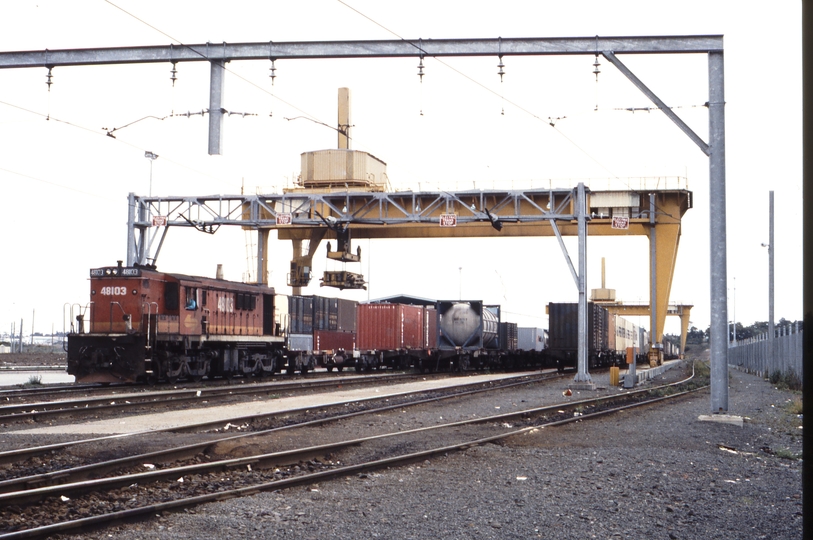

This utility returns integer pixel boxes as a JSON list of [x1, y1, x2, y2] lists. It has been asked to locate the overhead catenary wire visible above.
[[0, 99, 238, 190], [337, 0, 705, 201]]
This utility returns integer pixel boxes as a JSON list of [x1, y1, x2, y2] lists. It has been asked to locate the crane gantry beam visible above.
[[126, 185, 691, 367]]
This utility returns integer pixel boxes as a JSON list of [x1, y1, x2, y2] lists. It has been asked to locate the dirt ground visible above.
[[0, 351, 66, 368]]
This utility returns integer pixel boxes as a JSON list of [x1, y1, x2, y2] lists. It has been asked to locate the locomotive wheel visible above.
[[326, 366, 334, 372], [337, 366, 344, 372]]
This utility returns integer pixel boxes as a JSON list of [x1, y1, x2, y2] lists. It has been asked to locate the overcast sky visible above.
[[0, 1, 802, 340]]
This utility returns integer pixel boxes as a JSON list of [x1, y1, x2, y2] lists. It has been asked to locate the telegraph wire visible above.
[[0, 99, 237, 190], [337, 0, 702, 205], [103, 0, 336, 140], [0, 166, 117, 201]]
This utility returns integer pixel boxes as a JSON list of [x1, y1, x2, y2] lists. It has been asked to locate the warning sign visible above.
[[611, 217, 629, 230], [276, 213, 293, 225], [151, 215, 167, 227], [439, 214, 458, 227]]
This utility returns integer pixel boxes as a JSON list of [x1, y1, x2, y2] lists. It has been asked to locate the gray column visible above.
[[708, 51, 729, 413], [574, 183, 592, 383], [208, 59, 226, 155], [768, 191, 775, 371]]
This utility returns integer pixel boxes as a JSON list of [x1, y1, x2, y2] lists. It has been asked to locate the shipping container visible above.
[[437, 301, 498, 350], [547, 302, 609, 353], [288, 296, 314, 334], [336, 298, 358, 332], [357, 303, 424, 351], [498, 322, 518, 350], [423, 306, 438, 349], [313, 329, 355, 352], [287, 333, 313, 352], [517, 327, 546, 352]]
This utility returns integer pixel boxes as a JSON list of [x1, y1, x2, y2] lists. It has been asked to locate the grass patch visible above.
[[22, 374, 42, 387], [774, 448, 803, 461], [768, 370, 803, 391], [786, 396, 803, 415]]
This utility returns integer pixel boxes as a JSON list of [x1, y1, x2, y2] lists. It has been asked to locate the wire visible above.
[[0, 99, 238, 190], [336, 0, 703, 201], [0, 166, 117, 201], [103, 0, 334, 138]]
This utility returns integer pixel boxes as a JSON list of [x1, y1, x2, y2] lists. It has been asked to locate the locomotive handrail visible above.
[[142, 302, 159, 349]]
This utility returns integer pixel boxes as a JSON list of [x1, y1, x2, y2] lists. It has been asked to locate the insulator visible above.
[[417, 57, 425, 82], [45, 67, 53, 91], [497, 56, 505, 82], [592, 55, 601, 80], [170, 62, 178, 86], [269, 59, 277, 85]]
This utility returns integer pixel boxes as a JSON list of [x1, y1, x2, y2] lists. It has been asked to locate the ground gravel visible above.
[[54, 363, 802, 540]]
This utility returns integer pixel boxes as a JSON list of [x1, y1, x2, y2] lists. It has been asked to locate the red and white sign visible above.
[[151, 215, 167, 227], [439, 214, 458, 227], [276, 212, 293, 225], [611, 216, 629, 230]]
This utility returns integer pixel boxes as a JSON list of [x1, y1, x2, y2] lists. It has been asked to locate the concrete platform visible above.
[[6, 371, 542, 437], [622, 359, 681, 387]]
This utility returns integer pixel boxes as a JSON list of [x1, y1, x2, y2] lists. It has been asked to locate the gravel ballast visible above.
[[55, 365, 802, 540]]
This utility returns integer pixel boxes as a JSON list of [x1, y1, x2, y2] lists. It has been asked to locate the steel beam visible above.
[[603, 51, 710, 155], [0, 36, 724, 69]]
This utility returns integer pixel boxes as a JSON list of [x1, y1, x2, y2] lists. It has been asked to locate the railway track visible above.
[[0, 370, 459, 424], [0, 367, 702, 538]]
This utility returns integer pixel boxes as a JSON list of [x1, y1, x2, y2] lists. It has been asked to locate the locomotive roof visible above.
[[91, 264, 273, 293]]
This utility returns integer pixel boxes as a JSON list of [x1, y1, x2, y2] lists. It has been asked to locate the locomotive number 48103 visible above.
[[100, 286, 128, 296]]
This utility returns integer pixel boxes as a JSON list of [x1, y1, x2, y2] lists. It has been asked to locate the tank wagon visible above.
[[67, 263, 653, 384]]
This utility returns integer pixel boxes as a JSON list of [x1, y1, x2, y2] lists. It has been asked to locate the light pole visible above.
[[458, 267, 462, 301], [145, 151, 158, 196]]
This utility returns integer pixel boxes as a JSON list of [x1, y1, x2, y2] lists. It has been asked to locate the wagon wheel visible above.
[[458, 356, 470, 372]]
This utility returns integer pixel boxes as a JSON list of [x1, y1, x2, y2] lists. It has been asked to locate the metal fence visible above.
[[728, 325, 804, 381]]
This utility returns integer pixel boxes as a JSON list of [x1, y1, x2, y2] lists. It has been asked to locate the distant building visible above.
[[0, 343, 10, 354]]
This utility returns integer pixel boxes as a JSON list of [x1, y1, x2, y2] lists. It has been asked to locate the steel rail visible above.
[[0, 372, 554, 465], [0, 372, 562, 494], [0, 371, 429, 422], [0, 378, 706, 539]]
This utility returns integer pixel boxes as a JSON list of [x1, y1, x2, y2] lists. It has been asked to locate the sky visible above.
[[0, 0, 803, 340]]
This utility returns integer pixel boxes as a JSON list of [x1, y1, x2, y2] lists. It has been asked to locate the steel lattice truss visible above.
[[127, 187, 579, 265]]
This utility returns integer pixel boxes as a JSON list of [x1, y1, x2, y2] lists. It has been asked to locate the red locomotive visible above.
[[67, 262, 287, 384]]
